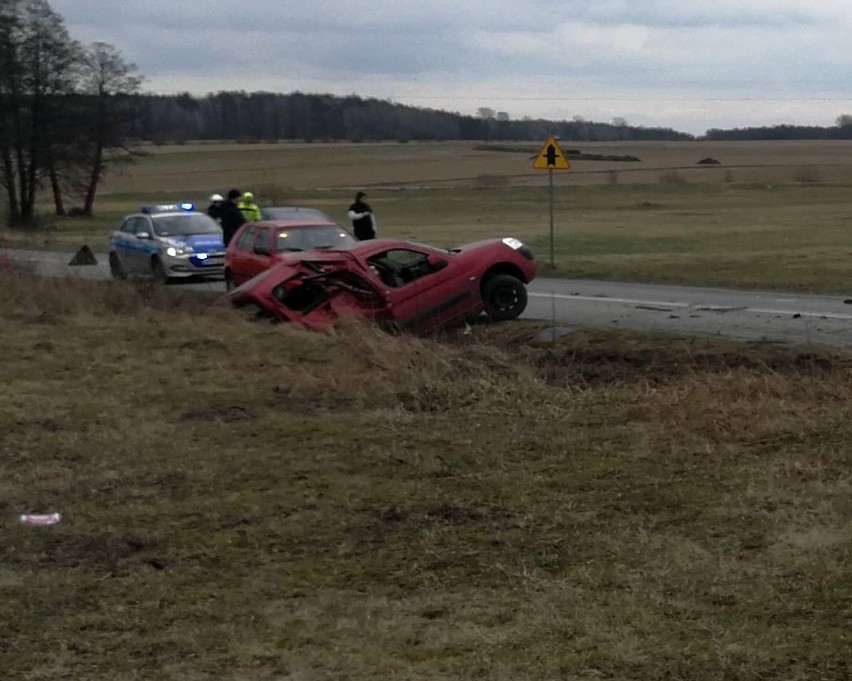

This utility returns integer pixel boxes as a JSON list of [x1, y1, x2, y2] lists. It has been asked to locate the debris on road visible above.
[[635, 304, 675, 312], [695, 305, 748, 313], [19, 512, 62, 526]]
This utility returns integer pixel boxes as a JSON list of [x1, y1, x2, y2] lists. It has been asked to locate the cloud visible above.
[[49, 0, 852, 133]]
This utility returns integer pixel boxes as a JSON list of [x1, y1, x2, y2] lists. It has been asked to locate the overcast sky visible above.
[[52, 0, 852, 135]]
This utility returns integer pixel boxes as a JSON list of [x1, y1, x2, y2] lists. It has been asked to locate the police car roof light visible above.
[[140, 202, 195, 215]]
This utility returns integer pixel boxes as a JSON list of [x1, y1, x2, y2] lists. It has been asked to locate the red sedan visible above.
[[224, 218, 357, 290], [220, 236, 538, 335]]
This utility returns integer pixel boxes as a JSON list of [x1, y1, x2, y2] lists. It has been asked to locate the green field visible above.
[[4, 139, 852, 291], [2, 270, 851, 680]]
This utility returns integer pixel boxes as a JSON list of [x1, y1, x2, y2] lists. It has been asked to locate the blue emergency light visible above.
[[140, 202, 196, 214]]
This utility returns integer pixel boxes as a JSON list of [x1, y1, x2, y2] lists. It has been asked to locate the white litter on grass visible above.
[[19, 513, 62, 526]]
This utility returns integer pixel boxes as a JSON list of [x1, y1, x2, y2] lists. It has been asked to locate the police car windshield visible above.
[[152, 213, 221, 236]]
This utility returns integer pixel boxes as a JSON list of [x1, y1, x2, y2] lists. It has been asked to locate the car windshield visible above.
[[152, 213, 222, 236], [262, 207, 334, 221], [276, 225, 356, 252]]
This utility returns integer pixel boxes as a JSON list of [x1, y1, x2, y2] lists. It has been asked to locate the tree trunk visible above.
[[49, 160, 65, 216], [82, 141, 101, 216], [83, 93, 106, 216], [13, 116, 29, 223], [1, 147, 21, 225], [18, 195, 34, 226]]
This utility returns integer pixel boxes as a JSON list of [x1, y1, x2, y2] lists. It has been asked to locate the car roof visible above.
[[261, 205, 331, 213], [150, 211, 206, 218], [124, 210, 206, 219], [248, 219, 343, 229], [260, 206, 334, 218]]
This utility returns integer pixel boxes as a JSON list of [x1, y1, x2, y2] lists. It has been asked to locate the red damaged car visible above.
[[220, 236, 538, 335], [224, 217, 357, 290]]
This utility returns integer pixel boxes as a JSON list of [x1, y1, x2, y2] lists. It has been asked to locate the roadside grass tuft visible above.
[[1, 272, 851, 680]]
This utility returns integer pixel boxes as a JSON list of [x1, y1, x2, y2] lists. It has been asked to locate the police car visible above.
[[108, 202, 226, 282]]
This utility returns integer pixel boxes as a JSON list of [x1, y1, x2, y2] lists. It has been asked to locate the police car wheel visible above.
[[151, 256, 169, 283], [109, 253, 127, 280]]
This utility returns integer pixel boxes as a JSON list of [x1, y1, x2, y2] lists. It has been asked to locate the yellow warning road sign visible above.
[[533, 135, 571, 170]]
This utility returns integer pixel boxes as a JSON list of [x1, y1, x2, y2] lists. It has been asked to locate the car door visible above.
[[363, 247, 475, 334], [245, 226, 275, 279], [405, 253, 479, 333], [229, 225, 257, 285], [111, 217, 138, 273], [130, 216, 156, 274]]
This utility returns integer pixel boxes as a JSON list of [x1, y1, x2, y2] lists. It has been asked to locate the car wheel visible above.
[[151, 256, 169, 284], [224, 269, 235, 291], [109, 252, 127, 280], [482, 274, 527, 321]]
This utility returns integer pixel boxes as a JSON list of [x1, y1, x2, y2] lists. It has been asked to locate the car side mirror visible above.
[[427, 254, 448, 272], [136, 231, 150, 239], [254, 244, 270, 256]]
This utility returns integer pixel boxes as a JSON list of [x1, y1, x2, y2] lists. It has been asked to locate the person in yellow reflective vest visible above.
[[237, 191, 261, 222]]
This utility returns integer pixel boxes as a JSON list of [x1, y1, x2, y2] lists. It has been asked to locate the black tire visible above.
[[482, 274, 527, 321], [151, 256, 169, 284], [109, 252, 127, 280], [224, 269, 235, 292]]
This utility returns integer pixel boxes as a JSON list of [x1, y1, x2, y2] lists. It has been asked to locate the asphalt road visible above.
[[6, 248, 852, 348]]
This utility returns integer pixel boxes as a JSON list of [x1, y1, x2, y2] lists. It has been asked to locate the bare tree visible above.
[[75, 41, 142, 216], [0, 0, 78, 226]]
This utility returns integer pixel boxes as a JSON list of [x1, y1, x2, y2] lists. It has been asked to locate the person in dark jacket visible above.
[[348, 191, 376, 240], [219, 189, 247, 246]]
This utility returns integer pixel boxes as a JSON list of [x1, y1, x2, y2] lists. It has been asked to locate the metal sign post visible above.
[[532, 135, 571, 269], [548, 168, 554, 267]]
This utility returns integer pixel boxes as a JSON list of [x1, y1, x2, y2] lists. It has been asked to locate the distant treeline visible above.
[[128, 91, 695, 144], [705, 121, 852, 141], [128, 92, 852, 144]]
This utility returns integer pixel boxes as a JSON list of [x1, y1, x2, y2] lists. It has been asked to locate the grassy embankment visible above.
[[1, 268, 851, 680], [3, 139, 852, 292]]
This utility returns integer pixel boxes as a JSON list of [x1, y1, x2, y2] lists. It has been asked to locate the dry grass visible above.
[[4, 139, 852, 292], [1, 271, 851, 680], [93, 139, 852, 193]]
